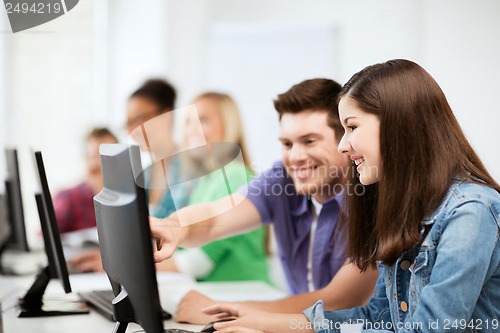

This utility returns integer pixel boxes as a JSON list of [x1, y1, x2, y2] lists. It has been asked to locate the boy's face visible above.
[[126, 96, 162, 134], [279, 110, 348, 203]]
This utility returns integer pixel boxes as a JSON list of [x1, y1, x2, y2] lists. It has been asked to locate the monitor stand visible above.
[[110, 288, 135, 333], [18, 266, 89, 317]]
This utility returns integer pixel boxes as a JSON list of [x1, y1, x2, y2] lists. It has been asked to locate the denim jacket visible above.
[[304, 181, 500, 333]]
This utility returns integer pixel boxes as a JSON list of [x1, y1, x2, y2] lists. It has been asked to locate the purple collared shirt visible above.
[[240, 161, 346, 294]]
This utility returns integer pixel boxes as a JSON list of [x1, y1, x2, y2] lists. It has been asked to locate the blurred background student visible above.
[[156, 92, 270, 283], [69, 78, 184, 272], [125, 78, 182, 212], [53, 127, 118, 234]]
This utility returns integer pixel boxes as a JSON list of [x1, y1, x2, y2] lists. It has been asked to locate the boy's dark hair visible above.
[[87, 127, 117, 142], [273, 78, 343, 142], [130, 78, 176, 113]]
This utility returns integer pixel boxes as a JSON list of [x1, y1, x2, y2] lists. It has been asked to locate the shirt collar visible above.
[[290, 191, 343, 217]]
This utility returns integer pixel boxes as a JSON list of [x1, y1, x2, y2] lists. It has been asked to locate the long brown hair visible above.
[[338, 59, 500, 270]]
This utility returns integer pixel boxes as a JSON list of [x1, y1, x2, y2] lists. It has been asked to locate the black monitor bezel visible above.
[[4, 149, 29, 252], [33, 151, 72, 293], [0, 193, 11, 252], [17, 151, 89, 317]]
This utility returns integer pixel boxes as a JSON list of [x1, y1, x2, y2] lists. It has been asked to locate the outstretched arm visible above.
[[203, 303, 314, 333], [150, 194, 262, 262], [242, 262, 377, 313], [68, 249, 103, 273], [175, 263, 378, 324]]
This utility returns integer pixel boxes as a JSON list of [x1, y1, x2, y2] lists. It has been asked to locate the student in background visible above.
[[156, 92, 270, 284], [70, 78, 184, 272], [125, 78, 176, 146], [53, 127, 118, 233], [201, 59, 500, 333], [125, 78, 180, 211], [151, 79, 378, 325]]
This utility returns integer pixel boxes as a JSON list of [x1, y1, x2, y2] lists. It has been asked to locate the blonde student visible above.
[[155, 92, 270, 284]]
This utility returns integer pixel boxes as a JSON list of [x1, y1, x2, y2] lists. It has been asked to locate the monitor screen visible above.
[[0, 193, 10, 254], [3, 149, 29, 252], [33, 151, 72, 291], [95, 143, 163, 333], [0, 194, 10, 255], [16, 151, 89, 317]]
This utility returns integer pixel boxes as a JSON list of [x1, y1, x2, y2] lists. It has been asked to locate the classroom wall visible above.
[[1, 0, 499, 244], [163, 0, 500, 176]]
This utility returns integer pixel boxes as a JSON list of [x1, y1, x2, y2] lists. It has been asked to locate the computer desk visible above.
[[0, 271, 287, 333]]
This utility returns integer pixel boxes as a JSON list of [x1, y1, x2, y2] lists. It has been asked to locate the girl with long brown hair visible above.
[[201, 59, 500, 333]]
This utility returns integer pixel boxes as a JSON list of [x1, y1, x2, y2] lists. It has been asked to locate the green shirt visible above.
[[189, 161, 270, 283]]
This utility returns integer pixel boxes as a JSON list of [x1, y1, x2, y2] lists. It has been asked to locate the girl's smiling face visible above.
[[337, 96, 382, 185]]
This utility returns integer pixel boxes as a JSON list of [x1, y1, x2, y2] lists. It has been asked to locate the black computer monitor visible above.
[[16, 151, 89, 317], [95, 143, 164, 333], [0, 193, 10, 252], [2, 149, 29, 252]]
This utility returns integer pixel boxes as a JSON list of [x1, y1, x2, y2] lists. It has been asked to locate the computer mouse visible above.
[[200, 318, 235, 332], [161, 308, 172, 320]]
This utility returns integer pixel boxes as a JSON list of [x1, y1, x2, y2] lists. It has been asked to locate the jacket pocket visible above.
[[410, 249, 428, 275], [408, 247, 434, 311]]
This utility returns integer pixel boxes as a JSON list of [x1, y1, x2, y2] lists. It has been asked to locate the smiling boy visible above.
[[150, 79, 378, 324]]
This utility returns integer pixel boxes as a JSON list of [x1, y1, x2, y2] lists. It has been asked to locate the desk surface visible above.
[[1, 271, 286, 333]]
